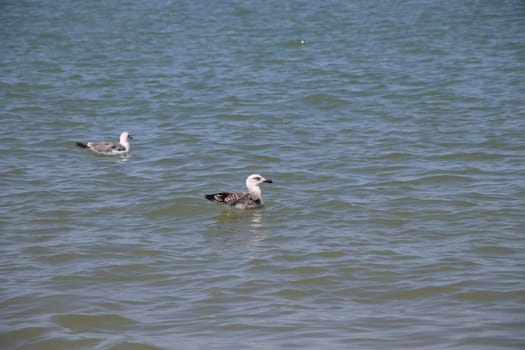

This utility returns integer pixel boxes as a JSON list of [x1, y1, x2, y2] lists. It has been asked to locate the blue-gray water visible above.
[[1, 1, 525, 349]]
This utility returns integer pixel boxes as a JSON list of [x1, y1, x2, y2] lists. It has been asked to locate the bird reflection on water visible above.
[[205, 210, 267, 248]]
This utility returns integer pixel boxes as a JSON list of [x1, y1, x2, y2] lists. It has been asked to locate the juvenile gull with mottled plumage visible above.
[[75, 131, 133, 156], [205, 174, 273, 209]]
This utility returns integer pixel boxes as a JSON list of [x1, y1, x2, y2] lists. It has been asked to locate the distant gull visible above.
[[205, 174, 273, 209], [75, 131, 133, 155]]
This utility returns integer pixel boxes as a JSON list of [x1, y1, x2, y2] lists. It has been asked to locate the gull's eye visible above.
[[253, 176, 261, 181]]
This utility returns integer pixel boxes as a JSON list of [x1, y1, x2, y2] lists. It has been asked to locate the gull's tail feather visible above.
[[75, 142, 88, 149]]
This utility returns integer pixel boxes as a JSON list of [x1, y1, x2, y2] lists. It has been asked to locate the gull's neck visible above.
[[246, 182, 262, 199], [119, 134, 130, 150]]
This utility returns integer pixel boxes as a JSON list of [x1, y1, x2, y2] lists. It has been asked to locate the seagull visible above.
[[205, 174, 273, 209], [75, 131, 133, 155]]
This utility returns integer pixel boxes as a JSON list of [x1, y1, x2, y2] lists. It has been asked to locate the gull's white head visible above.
[[245, 174, 273, 193], [120, 131, 133, 144]]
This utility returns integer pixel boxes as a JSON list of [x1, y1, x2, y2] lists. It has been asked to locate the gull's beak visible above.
[[264, 179, 273, 183], [129, 135, 134, 140]]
